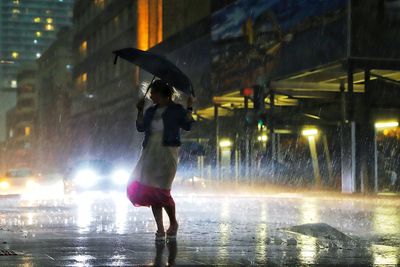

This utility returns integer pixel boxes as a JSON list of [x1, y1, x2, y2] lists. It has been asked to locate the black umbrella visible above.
[[113, 48, 194, 96]]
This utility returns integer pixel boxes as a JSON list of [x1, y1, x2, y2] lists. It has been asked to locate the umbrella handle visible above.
[[190, 81, 195, 97], [143, 75, 156, 98]]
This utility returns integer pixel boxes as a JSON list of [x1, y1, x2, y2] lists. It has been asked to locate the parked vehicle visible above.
[[0, 168, 42, 195]]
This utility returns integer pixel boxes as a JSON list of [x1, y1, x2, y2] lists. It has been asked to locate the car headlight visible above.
[[74, 169, 99, 188], [0, 181, 9, 189], [112, 169, 130, 185]]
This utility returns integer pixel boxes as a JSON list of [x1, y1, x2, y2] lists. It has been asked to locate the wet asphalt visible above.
[[0, 190, 399, 266]]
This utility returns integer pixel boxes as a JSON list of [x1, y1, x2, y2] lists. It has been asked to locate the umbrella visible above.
[[113, 47, 194, 96]]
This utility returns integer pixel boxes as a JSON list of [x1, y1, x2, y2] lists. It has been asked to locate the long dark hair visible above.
[[150, 80, 174, 100]]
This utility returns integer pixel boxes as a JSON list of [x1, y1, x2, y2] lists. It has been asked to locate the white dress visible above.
[[131, 107, 179, 190]]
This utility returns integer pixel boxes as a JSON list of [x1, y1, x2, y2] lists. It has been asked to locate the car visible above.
[[0, 168, 42, 196], [64, 159, 131, 193]]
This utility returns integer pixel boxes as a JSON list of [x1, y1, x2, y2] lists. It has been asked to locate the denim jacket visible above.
[[136, 103, 194, 148]]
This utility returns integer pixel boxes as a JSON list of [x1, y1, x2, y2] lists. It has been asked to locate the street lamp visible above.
[[257, 135, 268, 142], [374, 121, 399, 130], [219, 139, 232, 148], [302, 128, 318, 137], [302, 128, 321, 187]]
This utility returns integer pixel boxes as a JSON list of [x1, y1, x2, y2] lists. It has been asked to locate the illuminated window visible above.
[[11, 80, 17, 88], [25, 127, 31, 137], [12, 9, 20, 14], [79, 41, 87, 55], [34, 17, 41, 23], [13, 0, 20, 4], [11, 52, 19, 59], [94, 0, 105, 9], [137, 0, 163, 51], [45, 24, 54, 31], [46, 18, 53, 23], [36, 31, 42, 37], [76, 73, 88, 90]]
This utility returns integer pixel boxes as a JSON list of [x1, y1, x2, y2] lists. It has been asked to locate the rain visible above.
[[0, 0, 399, 266]]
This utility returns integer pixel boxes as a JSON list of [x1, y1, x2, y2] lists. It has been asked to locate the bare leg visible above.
[[164, 204, 178, 235], [151, 206, 164, 233]]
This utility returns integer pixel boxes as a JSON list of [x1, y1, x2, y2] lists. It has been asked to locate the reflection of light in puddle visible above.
[[218, 200, 230, 264], [297, 234, 318, 264], [298, 198, 319, 264], [113, 194, 128, 234], [372, 244, 400, 265], [21, 257, 35, 267], [76, 196, 93, 233], [27, 213, 34, 226], [373, 206, 400, 235], [300, 198, 320, 224], [110, 254, 126, 266], [256, 202, 268, 263], [72, 255, 96, 266]]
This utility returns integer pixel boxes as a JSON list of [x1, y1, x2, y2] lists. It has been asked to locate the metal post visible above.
[[348, 61, 354, 122], [269, 89, 276, 177], [244, 97, 250, 181], [235, 133, 239, 183], [340, 63, 356, 193], [348, 62, 356, 192], [360, 69, 374, 193], [374, 130, 378, 193], [340, 80, 346, 123], [214, 105, 220, 182]]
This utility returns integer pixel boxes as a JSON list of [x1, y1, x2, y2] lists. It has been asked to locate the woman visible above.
[[127, 79, 194, 241]]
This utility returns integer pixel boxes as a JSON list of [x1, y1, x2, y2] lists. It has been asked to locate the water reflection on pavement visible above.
[[0, 192, 399, 266]]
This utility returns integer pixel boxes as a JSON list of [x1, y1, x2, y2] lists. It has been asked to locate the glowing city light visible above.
[[257, 135, 268, 142], [374, 121, 399, 129], [219, 139, 232, 148], [302, 128, 318, 137]]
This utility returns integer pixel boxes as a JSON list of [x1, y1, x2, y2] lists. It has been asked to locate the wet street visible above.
[[0, 191, 400, 266]]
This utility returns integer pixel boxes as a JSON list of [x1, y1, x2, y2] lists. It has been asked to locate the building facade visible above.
[[36, 27, 73, 173], [0, 0, 74, 141], [193, 0, 400, 193], [71, 0, 141, 165], [69, 0, 209, 166], [4, 68, 37, 169]]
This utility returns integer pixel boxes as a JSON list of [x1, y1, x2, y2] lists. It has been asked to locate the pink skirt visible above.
[[127, 181, 175, 208]]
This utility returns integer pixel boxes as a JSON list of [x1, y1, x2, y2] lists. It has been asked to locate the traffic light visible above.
[[240, 87, 254, 98], [240, 85, 265, 113], [241, 85, 267, 127]]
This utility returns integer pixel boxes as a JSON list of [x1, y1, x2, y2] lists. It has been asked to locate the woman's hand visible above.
[[187, 95, 195, 109], [136, 98, 145, 111]]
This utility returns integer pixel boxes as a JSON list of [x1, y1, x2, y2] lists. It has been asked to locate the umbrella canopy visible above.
[[113, 48, 194, 96]]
